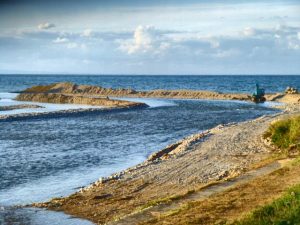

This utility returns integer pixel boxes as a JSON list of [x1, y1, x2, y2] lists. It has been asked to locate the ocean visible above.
[[0, 75, 298, 224], [1, 75, 300, 93]]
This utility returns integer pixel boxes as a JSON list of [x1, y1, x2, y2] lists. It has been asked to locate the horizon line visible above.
[[0, 73, 300, 76]]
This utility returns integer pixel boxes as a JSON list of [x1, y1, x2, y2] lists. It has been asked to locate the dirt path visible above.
[[109, 159, 292, 225]]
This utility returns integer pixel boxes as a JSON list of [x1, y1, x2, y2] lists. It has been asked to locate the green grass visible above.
[[264, 115, 300, 151], [233, 184, 300, 225]]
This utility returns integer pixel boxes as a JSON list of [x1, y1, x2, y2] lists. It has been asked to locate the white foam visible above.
[[261, 101, 285, 108]]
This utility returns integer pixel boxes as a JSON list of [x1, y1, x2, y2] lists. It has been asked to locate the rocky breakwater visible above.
[[20, 82, 252, 101]]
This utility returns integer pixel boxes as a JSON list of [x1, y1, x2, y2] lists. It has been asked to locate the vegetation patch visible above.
[[233, 184, 300, 225], [264, 115, 300, 152]]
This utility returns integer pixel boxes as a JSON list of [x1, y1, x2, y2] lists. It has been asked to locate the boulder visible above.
[[285, 86, 298, 94]]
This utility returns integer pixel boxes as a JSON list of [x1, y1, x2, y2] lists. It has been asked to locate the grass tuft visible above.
[[264, 115, 300, 152]]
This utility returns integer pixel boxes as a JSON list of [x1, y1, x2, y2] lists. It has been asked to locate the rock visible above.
[[217, 170, 229, 180], [285, 86, 298, 94], [147, 131, 211, 161]]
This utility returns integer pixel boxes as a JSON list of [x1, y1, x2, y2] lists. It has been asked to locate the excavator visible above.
[[251, 83, 266, 103]]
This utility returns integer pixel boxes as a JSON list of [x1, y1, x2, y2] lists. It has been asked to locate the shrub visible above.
[[264, 115, 300, 151]]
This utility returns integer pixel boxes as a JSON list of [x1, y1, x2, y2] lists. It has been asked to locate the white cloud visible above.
[[288, 40, 300, 50], [66, 42, 78, 49], [213, 49, 240, 58], [81, 29, 93, 37], [122, 26, 155, 54], [274, 34, 281, 39], [52, 36, 86, 50], [53, 37, 69, 43], [38, 22, 55, 30], [208, 39, 220, 48], [120, 26, 170, 54], [243, 27, 256, 37], [298, 32, 300, 40], [66, 43, 87, 50]]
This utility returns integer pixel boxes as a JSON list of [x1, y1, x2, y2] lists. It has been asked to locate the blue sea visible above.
[[1, 75, 300, 93], [0, 75, 298, 225]]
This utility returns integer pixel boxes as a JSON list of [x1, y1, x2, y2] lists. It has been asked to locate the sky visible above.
[[0, 0, 299, 75]]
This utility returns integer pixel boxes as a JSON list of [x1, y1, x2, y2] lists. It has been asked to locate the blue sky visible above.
[[0, 0, 299, 74]]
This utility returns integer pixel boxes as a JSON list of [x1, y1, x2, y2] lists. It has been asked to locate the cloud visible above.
[[120, 25, 154, 54], [38, 22, 56, 30], [243, 27, 256, 37], [213, 49, 240, 58], [67, 42, 87, 50], [81, 29, 93, 37], [52, 36, 86, 50], [66, 42, 78, 49], [208, 39, 220, 48], [53, 37, 69, 43], [119, 25, 166, 54]]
